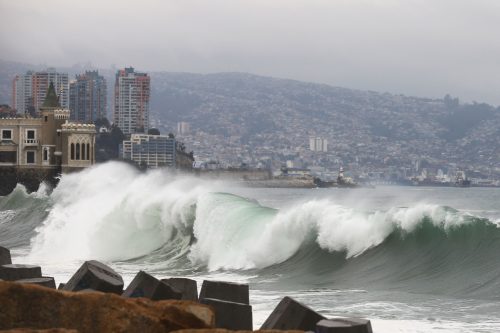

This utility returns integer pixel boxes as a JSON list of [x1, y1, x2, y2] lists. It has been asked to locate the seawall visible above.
[[0, 166, 59, 195]]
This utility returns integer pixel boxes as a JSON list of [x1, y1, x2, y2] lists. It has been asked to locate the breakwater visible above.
[[0, 166, 59, 196], [0, 245, 372, 332]]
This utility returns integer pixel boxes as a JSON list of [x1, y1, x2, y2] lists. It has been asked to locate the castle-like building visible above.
[[0, 83, 96, 194]]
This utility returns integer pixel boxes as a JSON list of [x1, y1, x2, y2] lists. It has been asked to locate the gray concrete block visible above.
[[260, 296, 326, 330], [161, 277, 198, 301], [199, 280, 249, 304], [0, 246, 11, 265], [16, 276, 56, 289], [123, 271, 181, 301], [0, 264, 42, 281], [62, 260, 123, 294], [316, 318, 373, 333], [200, 297, 252, 330]]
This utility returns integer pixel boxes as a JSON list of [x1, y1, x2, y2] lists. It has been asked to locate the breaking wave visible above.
[[1, 162, 500, 298]]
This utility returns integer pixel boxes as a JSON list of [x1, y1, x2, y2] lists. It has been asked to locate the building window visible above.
[[86, 143, 90, 160], [1, 129, 12, 140], [0, 151, 16, 163], [76, 143, 80, 160], [82, 143, 86, 161], [26, 130, 35, 140], [43, 148, 49, 161], [71, 143, 75, 160], [26, 151, 35, 164], [44, 116, 48, 122]]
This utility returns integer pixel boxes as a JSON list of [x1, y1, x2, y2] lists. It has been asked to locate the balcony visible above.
[[24, 139, 40, 146]]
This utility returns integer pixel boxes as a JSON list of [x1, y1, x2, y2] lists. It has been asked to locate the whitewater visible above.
[[1, 162, 500, 332]]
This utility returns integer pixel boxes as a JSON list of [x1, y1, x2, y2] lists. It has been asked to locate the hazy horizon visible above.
[[1, 0, 500, 105]]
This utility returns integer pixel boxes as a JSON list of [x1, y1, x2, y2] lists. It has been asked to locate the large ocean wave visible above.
[[1, 162, 500, 298]]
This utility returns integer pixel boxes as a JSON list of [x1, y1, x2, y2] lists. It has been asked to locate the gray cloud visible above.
[[1, 0, 500, 104]]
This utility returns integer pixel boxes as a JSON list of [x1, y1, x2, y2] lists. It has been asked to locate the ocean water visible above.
[[1, 161, 499, 332]]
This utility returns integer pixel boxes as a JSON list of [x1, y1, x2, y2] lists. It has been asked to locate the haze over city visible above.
[[2, 0, 500, 104]]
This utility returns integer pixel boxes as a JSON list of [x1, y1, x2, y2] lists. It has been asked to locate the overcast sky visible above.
[[1, 0, 500, 105]]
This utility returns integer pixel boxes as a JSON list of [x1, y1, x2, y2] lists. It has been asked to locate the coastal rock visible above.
[[0, 329, 78, 333], [0, 246, 12, 265], [15, 277, 56, 289], [199, 280, 249, 305], [200, 298, 252, 330], [316, 318, 373, 333], [123, 271, 182, 300], [261, 296, 325, 330], [0, 281, 214, 332], [0, 264, 42, 281], [62, 260, 123, 294], [162, 277, 198, 301]]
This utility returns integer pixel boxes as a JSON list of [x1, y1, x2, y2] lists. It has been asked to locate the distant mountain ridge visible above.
[[1, 59, 499, 172]]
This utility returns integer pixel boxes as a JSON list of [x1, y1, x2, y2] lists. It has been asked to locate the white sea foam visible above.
[[0, 210, 16, 225], [28, 162, 213, 262], [191, 199, 473, 270]]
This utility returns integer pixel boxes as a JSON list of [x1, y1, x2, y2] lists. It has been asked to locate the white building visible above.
[[309, 136, 328, 152], [121, 134, 176, 168], [177, 122, 190, 136]]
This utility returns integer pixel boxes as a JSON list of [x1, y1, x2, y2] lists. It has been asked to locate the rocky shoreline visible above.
[[0, 246, 373, 332]]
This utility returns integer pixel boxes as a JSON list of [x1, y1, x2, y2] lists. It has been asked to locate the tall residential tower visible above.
[[113, 67, 150, 135], [12, 68, 69, 115], [69, 70, 107, 122]]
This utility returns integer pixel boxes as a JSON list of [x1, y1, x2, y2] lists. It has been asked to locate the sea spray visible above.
[[27, 162, 215, 262]]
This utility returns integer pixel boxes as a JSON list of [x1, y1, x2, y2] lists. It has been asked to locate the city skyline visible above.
[[1, 0, 500, 105], [12, 69, 69, 116]]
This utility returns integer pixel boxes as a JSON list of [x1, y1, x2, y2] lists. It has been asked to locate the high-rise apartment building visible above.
[[12, 71, 34, 115], [120, 134, 176, 168], [309, 136, 328, 152], [69, 71, 107, 122], [177, 121, 190, 136], [113, 67, 150, 135], [12, 68, 69, 115]]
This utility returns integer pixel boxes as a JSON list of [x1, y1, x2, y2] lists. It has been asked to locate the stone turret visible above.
[[41, 82, 60, 109]]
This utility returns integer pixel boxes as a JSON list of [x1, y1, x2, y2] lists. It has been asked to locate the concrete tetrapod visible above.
[[62, 260, 123, 294], [162, 277, 198, 301], [200, 297, 253, 330], [0, 281, 214, 332], [261, 296, 326, 330], [15, 277, 56, 289], [123, 271, 182, 300], [0, 246, 11, 265], [199, 280, 249, 304], [0, 264, 42, 281], [316, 318, 373, 333]]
